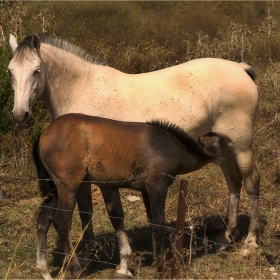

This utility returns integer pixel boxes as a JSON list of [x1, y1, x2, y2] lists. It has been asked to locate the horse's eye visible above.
[[33, 69, 41, 76]]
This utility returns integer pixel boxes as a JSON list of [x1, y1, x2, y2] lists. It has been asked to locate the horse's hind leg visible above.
[[36, 185, 57, 280], [235, 147, 260, 255], [100, 187, 132, 278], [218, 141, 260, 255], [216, 143, 243, 250]]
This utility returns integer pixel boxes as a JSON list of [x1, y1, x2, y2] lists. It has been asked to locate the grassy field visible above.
[[1, 1, 280, 279], [1, 166, 280, 279]]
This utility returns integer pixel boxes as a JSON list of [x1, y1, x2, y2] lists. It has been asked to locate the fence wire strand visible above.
[[0, 173, 277, 273], [0, 173, 275, 200], [2, 238, 121, 268]]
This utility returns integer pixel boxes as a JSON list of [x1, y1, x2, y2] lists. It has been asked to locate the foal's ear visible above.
[[214, 157, 228, 166], [9, 34, 18, 52], [31, 34, 41, 51]]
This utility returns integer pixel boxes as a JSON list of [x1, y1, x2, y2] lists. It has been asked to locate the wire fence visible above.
[[0, 173, 276, 200], [1, 173, 280, 277], [1, 223, 232, 274]]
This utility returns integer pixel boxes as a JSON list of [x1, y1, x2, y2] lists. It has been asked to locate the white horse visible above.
[[8, 34, 260, 279]]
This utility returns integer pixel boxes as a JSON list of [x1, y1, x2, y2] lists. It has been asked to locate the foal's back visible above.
[[38, 113, 222, 190], [38, 114, 184, 184]]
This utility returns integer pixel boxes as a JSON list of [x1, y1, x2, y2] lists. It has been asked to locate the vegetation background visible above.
[[1, 1, 280, 279]]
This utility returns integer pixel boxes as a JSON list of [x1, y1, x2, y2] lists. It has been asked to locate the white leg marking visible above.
[[115, 230, 133, 278], [36, 259, 53, 280]]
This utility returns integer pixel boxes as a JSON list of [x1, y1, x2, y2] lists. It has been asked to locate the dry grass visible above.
[[1, 164, 280, 279], [1, 1, 280, 279]]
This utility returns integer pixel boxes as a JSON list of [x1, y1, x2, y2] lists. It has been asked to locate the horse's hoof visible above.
[[114, 269, 133, 279], [240, 243, 258, 257]]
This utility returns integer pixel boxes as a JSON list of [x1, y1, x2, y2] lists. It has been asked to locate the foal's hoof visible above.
[[214, 237, 231, 252], [114, 268, 133, 279], [114, 273, 132, 279], [214, 231, 232, 252], [215, 243, 228, 252], [240, 243, 258, 257]]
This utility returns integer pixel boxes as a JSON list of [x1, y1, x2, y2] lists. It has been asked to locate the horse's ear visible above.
[[31, 34, 41, 51], [9, 34, 18, 52]]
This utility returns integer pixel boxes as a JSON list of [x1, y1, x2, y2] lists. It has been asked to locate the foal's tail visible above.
[[240, 62, 256, 82], [33, 137, 56, 198]]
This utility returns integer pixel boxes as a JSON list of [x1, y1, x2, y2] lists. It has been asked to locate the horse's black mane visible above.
[[147, 120, 213, 159], [15, 33, 106, 66]]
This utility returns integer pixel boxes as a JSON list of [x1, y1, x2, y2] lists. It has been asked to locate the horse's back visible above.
[[114, 58, 258, 139], [49, 58, 258, 143]]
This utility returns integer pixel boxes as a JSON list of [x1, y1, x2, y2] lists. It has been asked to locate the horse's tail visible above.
[[33, 137, 56, 198], [240, 62, 256, 82]]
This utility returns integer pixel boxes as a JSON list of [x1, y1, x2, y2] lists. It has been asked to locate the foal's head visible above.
[[198, 132, 223, 158], [8, 34, 45, 125]]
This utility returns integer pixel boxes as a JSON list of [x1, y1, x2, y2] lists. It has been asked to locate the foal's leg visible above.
[[100, 187, 132, 278], [141, 191, 160, 258], [145, 177, 170, 272], [76, 182, 95, 259], [141, 191, 152, 224], [36, 191, 57, 280], [53, 190, 83, 278], [142, 189, 172, 255]]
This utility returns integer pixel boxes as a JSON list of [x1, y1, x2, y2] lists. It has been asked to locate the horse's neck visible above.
[[40, 44, 98, 118]]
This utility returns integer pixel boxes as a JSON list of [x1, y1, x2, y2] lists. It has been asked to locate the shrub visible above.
[[0, 39, 14, 136]]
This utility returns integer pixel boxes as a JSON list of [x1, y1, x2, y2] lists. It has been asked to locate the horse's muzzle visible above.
[[11, 110, 31, 127]]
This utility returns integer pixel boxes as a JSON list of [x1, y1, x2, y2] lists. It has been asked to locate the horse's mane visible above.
[[147, 120, 213, 159], [14, 33, 106, 66]]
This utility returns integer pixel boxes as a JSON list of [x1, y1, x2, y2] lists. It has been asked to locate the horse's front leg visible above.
[[100, 187, 132, 278], [53, 190, 83, 278]]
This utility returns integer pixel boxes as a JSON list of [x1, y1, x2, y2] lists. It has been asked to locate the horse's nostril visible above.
[[11, 111, 30, 124], [24, 111, 30, 122]]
